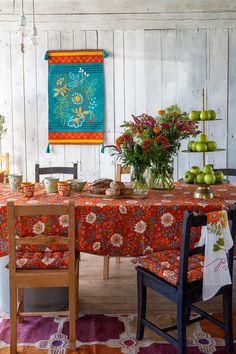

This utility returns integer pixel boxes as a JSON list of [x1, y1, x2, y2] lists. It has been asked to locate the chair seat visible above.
[[135, 249, 204, 286], [16, 250, 69, 269]]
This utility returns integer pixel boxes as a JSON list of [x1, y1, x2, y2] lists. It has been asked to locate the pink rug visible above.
[[0, 314, 235, 353]]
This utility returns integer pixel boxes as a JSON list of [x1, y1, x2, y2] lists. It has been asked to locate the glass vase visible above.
[[148, 159, 174, 190], [131, 165, 148, 194]]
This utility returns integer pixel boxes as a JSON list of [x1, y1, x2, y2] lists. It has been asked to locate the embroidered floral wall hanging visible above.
[[44, 50, 108, 145]]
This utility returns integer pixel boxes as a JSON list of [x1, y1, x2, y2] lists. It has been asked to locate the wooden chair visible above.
[[136, 205, 236, 354], [35, 162, 78, 182], [0, 153, 9, 181], [103, 164, 131, 280], [7, 200, 79, 353]]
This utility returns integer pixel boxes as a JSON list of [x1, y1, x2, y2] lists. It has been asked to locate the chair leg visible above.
[[103, 256, 110, 280], [10, 284, 17, 354], [136, 271, 147, 340], [177, 299, 187, 354], [116, 257, 121, 264], [17, 288, 24, 323], [69, 278, 77, 351], [223, 288, 233, 353]]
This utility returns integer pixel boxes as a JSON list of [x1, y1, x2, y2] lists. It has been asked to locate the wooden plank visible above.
[[206, 29, 228, 170], [161, 30, 178, 180], [144, 30, 161, 116], [78, 31, 99, 182], [2, 14, 236, 31], [13, 0, 236, 15], [114, 30, 125, 134], [228, 29, 236, 184], [35, 30, 50, 171], [135, 30, 146, 115], [124, 30, 135, 121], [0, 31, 14, 173], [0, 1, 14, 14], [23, 31, 38, 181], [10, 31, 26, 177], [98, 30, 115, 180]]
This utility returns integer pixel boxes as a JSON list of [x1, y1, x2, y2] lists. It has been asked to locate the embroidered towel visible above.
[[197, 210, 233, 301], [45, 50, 108, 145]]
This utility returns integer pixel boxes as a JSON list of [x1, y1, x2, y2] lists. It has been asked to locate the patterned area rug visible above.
[[0, 313, 235, 353]]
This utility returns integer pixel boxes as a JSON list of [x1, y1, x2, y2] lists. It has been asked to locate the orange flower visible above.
[[158, 110, 165, 115], [173, 112, 179, 117], [116, 135, 124, 149], [207, 211, 222, 225], [154, 135, 170, 149], [141, 138, 152, 152], [153, 126, 160, 134]]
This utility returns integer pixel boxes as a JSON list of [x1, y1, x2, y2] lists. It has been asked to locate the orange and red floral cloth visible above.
[[0, 182, 235, 260]]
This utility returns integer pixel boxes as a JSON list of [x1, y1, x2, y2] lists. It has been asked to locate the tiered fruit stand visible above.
[[182, 89, 226, 199]]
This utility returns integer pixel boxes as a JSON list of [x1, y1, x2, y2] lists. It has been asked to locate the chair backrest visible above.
[[214, 169, 236, 177], [35, 163, 78, 182], [0, 153, 9, 176], [116, 164, 131, 182], [7, 201, 75, 273], [178, 205, 236, 289]]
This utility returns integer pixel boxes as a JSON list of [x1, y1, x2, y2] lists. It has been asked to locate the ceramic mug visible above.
[[18, 182, 35, 197], [42, 177, 59, 193], [8, 174, 23, 190], [57, 181, 71, 196], [67, 179, 87, 193]]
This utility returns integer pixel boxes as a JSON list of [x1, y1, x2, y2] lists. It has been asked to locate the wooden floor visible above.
[[79, 253, 236, 314]]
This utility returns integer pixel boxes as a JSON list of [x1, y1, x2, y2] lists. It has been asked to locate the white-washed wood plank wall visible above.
[[0, 27, 235, 181]]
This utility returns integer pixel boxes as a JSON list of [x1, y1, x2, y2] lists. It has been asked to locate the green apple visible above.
[[189, 166, 201, 176], [187, 140, 195, 151], [204, 173, 216, 185], [200, 110, 209, 121], [215, 171, 224, 182], [207, 141, 217, 151], [196, 173, 205, 184], [195, 142, 207, 152], [208, 110, 216, 120], [197, 133, 208, 143], [189, 111, 200, 121], [203, 164, 213, 175], [191, 142, 197, 151], [183, 171, 195, 184]]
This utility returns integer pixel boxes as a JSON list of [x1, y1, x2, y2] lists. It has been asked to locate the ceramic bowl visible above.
[[68, 179, 87, 192]]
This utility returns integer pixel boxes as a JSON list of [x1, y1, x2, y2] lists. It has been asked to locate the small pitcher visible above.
[[8, 174, 23, 190], [18, 182, 35, 197], [57, 181, 71, 196], [42, 177, 59, 193]]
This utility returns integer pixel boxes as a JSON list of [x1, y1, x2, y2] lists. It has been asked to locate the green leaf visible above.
[[217, 238, 225, 247], [213, 244, 221, 252]]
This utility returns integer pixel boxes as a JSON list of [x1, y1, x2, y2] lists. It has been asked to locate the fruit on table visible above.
[[197, 133, 208, 143], [204, 173, 216, 185], [215, 171, 224, 182], [195, 142, 207, 152], [203, 164, 213, 174], [189, 166, 201, 176], [208, 110, 216, 120], [189, 111, 200, 121], [183, 171, 195, 183], [182, 165, 224, 185], [200, 110, 209, 121], [207, 141, 217, 151], [196, 173, 205, 184], [191, 142, 197, 151]]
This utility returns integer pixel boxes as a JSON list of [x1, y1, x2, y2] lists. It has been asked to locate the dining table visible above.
[[0, 181, 236, 258]]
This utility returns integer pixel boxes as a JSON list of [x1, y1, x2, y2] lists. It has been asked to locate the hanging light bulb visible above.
[[31, 0, 39, 46]]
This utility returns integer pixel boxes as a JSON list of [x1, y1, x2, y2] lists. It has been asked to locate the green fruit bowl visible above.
[[178, 178, 229, 186]]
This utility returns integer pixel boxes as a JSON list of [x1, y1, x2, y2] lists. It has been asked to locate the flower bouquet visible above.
[[106, 105, 199, 191]]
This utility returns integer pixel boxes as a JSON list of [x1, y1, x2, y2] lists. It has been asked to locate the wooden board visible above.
[[82, 191, 147, 199]]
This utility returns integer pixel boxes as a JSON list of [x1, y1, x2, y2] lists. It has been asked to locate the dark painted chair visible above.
[[214, 169, 236, 176], [136, 205, 236, 354], [35, 163, 78, 182]]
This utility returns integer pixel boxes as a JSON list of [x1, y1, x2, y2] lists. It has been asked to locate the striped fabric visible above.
[[45, 50, 108, 144]]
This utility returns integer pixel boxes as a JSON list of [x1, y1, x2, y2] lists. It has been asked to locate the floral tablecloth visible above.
[[0, 182, 235, 257]]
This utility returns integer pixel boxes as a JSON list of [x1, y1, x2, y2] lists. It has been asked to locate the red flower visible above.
[[154, 135, 170, 149], [161, 123, 170, 129], [141, 138, 152, 152]]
